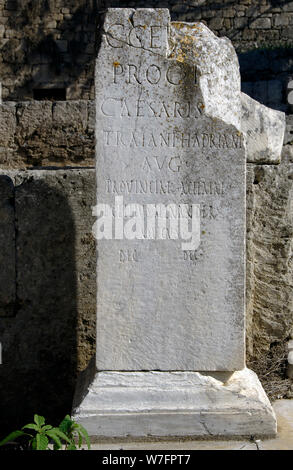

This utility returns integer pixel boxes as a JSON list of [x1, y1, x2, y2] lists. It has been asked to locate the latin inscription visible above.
[[119, 249, 139, 262], [113, 62, 196, 86], [95, 9, 246, 371], [105, 179, 226, 197], [103, 129, 243, 149], [105, 23, 167, 50], [100, 98, 204, 118]]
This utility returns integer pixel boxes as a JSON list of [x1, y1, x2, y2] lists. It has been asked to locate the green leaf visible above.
[[77, 431, 82, 448], [41, 425, 53, 432], [36, 433, 49, 450], [22, 423, 39, 431], [59, 415, 73, 434], [76, 424, 91, 449], [46, 430, 62, 450], [67, 442, 77, 450], [51, 428, 72, 444], [34, 415, 45, 428], [0, 430, 26, 447], [31, 437, 37, 450]]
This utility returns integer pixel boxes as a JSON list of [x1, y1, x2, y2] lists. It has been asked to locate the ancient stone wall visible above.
[[0, 1, 292, 431], [0, 0, 97, 100], [0, 112, 292, 431], [0, 1, 293, 107], [0, 101, 95, 168]]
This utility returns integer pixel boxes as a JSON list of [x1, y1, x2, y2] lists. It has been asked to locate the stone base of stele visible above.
[[72, 368, 276, 439]]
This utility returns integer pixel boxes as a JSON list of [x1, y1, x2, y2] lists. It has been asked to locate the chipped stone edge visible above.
[[241, 92, 286, 164], [72, 368, 277, 438]]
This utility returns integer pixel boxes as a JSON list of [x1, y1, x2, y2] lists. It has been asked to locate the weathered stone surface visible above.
[[0, 169, 96, 430], [15, 101, 94, 167], [241, 93, 285, 164], [169, 20, 241, 129], [0, 101, 95, 168], [246, 162, 293, 359], [0, 102, 17, 166], [94, 9, 245, 371], [73, 369, 277, 438], [284, 115, 293, 145], [0, 1, 292, 102], [287, 340, 293, 379], [0, 175, 15, 317]]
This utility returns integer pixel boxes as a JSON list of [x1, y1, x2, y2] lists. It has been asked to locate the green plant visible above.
[[57, 414, 91, 450], [0, 414, 91, 450]]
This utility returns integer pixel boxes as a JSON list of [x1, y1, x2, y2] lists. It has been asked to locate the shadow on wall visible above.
[[2, 0, 293, 102], [3, 0, 99, 100], [0, 175, 78, 433], [239, 47, 293, 112]]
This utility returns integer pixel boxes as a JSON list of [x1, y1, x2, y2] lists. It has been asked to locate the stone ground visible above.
[[88, 399, 293, 450]]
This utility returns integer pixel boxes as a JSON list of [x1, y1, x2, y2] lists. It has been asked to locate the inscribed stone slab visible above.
[[95, 8, 246, 371]]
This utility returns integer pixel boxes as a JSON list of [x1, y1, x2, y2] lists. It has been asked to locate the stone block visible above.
[[0, 168, 96, 427], [0, 102, 16, 146], [283, 1, 293, 11], [46, 20, 57, 29], [208, 17, 224, 30], [12, 101, 94, 167], [224, 8, 235, 18], [246, 163, 293, 357], [250, 17, 271, 29], [0, 175, 15, 317], [284, 116, 293, 145], [87, 100, 95, 132], [74, 369, 277, 438], [16, 101, 52, 134], [274, 14, 289, 27], [287, 351, 293, 379], [241, 92, 285, 164], [281, 27, 293, 39], [234, 17, 248, 28], [0, 102, 17, 166], [94, 9, 245, 372], [52, 100, 87, 129], [73, 7, 276, 439]]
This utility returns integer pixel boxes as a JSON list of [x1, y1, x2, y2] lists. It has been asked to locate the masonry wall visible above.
[[0, 101, 292, 431], [0, 101, 95, 168], [0, 0, 293, 108], [0, 0, 292, 431]]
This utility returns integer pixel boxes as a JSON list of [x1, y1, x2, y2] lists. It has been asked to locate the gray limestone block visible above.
[[284, 115, 293, 145], [14, 101, 95, 167], [246, 162, 293, 358], [95, 8, 246, 371], [87, 100, 95, 132], [14, 169, 96, 367], [73, 369, 277, 438], [287, 340, 293, 378], [0, 102, 17, 166], [241, 92, 285, 164], [16, 101, 53, 134], [287, 351, 293, 379], [0, 175, 15, 317], [0, 169, 96, 428], [250, 17, 272, 29], [52, 100, 88, 129], [0, 102, 16, 146]]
